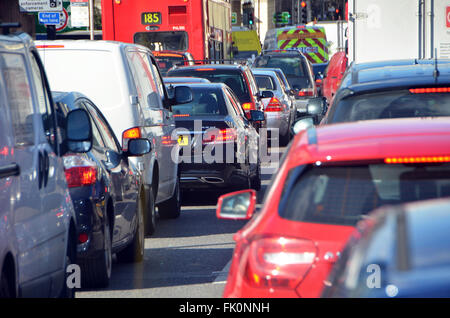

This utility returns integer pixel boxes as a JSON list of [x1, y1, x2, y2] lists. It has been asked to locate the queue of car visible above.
[[2, 21, 450, 299]]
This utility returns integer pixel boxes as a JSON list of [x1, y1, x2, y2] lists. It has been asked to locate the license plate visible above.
[[177, 135, 189, 146]]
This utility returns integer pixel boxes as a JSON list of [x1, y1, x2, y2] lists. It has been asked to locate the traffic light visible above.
[[242, 2, 254, 28], [300, 1, 307, 24]]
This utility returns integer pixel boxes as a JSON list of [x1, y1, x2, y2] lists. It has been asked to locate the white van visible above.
[[0, 29, 93, 297], [37, 40, 192, 234]]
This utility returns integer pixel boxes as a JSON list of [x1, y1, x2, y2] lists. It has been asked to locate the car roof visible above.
[[35, 39, 153, 55], [169, 64, 246, 72], [340, 62, 450, 95], [52, 91, 88, 106], [251, 69, 279, 76], [163, 76, 211, 83], [288, 117, 450, 167], [166, 82, 225, 89], [344, 59, 450, 86]]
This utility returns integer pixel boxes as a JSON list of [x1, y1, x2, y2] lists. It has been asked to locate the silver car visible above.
[[252, 68, 294, 146], [0, 30, 93, 297]]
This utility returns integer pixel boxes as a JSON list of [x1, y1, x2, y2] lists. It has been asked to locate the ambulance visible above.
[[263, 25, 330, 65]]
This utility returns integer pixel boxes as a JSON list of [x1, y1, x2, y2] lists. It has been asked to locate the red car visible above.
[[216, 117, 450, 298], [322, 51, 347, 104]]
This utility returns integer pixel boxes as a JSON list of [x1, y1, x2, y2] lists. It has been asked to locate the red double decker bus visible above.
[[101, 0, 232, 62]]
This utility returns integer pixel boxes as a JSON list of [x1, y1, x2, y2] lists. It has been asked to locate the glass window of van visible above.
[[1, 53, 34, 146]]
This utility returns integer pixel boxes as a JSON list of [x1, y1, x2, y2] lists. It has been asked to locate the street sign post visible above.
[[19, 0, 63, 12]]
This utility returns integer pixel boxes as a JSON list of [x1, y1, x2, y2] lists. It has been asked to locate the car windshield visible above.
[[279, 163, 450, 226], [330, 90, 450, 123], [168, 69, 250, 102], [172, 87, 227, 116], [255, 75, 276, 91]]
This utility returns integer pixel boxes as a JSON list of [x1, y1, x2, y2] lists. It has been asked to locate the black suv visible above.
[[166, 64, 264, 122], [252, 49, 317, 106]]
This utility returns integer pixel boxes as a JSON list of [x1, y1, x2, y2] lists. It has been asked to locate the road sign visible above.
[[19, 0, 63, 12], [70, 0, 89, 28], [38, 12, 60, 25]]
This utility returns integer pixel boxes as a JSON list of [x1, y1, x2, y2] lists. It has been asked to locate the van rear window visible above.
[[279, 163, 450, 226]]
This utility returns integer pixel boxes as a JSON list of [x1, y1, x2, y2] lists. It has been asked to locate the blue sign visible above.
[[38, 12, 60, 25]]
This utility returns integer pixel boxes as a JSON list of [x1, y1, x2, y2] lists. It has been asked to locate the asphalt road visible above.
[[76, 147, 284, 298]]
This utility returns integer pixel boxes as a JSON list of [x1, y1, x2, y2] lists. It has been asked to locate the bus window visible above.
[[134, 32, 189, 51]]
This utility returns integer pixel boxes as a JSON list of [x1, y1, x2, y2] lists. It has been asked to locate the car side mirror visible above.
[[174, 85, 193, 104], [292, 116, 314, 135], [306, 97, 327, 117], [125, 138, 151, 157], [66, 109, 92, 153], [249, 110, 265, 122], [216, 189, 257, 220], [261, 90, 274, 99]]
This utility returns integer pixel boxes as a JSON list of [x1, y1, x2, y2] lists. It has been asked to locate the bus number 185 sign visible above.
[[141, 12, 162, 25]]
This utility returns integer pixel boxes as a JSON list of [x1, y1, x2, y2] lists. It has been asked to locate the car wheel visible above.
[[117, 190, 145, 263], [158, 176, 181, 219], [145, 187, 157, 236], [79, 212, 112, 288]]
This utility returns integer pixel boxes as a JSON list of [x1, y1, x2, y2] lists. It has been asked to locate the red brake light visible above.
[[195, 68, 216, 71], [242, 102, 256, 111], [63, 155, 97, 188], [173, 114, 190, 117], [64, 166, 97, 188], [298, 88, 314, 97], [243, 236, 316, 289], [203, 128, 237, 144], [385, 156, 450, 164], [409, 87, 450, 94], [78, 233, 89, 244], [265, 97, 283, 112]]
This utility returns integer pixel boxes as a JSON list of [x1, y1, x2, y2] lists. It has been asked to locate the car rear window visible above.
[[279, 163, 450, 226], [155, 56, 186, 75], [172, 87, 227, 116], [330, 90, 450, 123], [255, 75, 276, 91], [167, 69, 250, 102]]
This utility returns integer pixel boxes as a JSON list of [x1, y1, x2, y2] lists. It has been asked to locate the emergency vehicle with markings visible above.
[[101, 0, 233, 62], [263, 25, 330, 66]]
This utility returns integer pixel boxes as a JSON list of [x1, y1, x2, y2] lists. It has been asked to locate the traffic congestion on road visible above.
[[1, 0, 450, 303]]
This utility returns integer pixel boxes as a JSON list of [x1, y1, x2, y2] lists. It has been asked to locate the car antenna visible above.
[[433, 48, 439, 82]]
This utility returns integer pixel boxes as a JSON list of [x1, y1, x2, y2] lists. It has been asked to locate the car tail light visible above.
[[122, 127, 142, 151], [242, 102, 256, 111], [203, 128, 237, 144], [243, 236, 316, 289], [63, 155, 97, 188], [298, 88, 314, 97], [265, 97, 283, 112], [409, 87, 450, 94], [385, 156, 450, 164], [78, 233, 89, 244]]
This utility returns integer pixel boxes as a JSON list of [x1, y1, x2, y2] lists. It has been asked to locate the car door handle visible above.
[[38, 150, 49, 189], [0, 163, 20, 179]]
